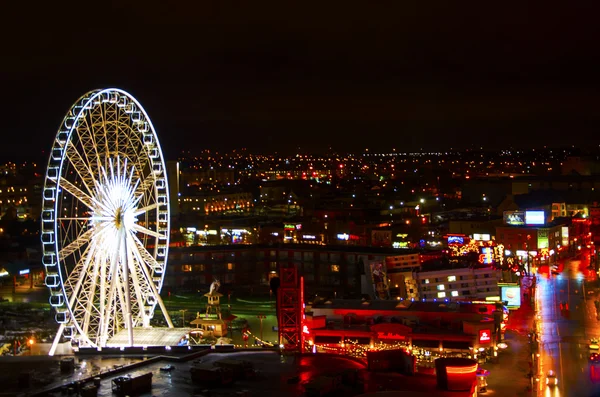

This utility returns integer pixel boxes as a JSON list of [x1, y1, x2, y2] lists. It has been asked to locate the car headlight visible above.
[[546, 378, 549, 385]]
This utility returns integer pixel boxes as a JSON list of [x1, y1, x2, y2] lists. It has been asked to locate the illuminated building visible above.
[[305, 299, 500, 369], [164, 244, 425, 298], [416, 266, 502, 301]]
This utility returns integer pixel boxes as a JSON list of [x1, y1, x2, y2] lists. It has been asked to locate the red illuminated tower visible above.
[[277, 264, 304, 351]]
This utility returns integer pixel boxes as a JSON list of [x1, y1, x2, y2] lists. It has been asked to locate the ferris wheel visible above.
[[41, 89, 174, 355]]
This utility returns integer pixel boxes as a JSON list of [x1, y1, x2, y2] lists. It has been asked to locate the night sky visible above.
[[1, 2, 599, 160]]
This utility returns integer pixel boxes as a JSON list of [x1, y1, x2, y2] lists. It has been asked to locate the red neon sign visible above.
[[479, 329, 491, 343]]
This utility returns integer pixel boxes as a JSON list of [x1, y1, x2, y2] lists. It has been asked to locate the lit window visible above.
[[437, 292, 446, 298], [451, 291, 459, 297], [181, 264, 192, 272], [227, 263, 234, 271], [331, 265, 340, 272], [425, 279, 430, 284], [447, 276, 456, 282], [437, 285, 445, 291]]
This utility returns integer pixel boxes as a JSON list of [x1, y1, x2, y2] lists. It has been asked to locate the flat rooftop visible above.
[[311, 299, 496, 314]]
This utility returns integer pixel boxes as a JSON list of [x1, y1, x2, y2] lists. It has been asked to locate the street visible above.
[[537, 253, 600, 397]]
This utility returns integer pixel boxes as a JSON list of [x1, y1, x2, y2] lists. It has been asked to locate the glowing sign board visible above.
[[479, 247, 493, 264], [525, 210, 545, 225], [562, 226, 569, 246], [479, 329, 491, 343], [504, 211, 525, 225], [500, 284, 521, 308], [447, 236, 464, 245], [473, 233, 491, 241], [19, 269, 30, 276]]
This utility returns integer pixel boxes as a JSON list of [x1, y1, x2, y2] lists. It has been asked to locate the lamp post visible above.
[[257, 314, 267, 343], [180, 309, 188, 328]]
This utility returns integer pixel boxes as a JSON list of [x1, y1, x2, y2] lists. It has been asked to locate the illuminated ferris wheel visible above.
[[41, 89, 174, 355]]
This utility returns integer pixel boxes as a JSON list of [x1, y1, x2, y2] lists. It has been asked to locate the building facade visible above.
[[416, 267, 503, 301]]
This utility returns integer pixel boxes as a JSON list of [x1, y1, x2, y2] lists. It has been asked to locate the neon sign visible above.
[[479, 329, 491, 343]]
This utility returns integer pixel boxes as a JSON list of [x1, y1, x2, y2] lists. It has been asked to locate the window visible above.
[[437, 292, 446, 298], [451, 291, 459, 297], [193, 264, 205, 272], [181, 264, 192, 272], [227, 263, 234, 271], [462, 290, 470, 295], [294, 251, 302, 260], [437, 285, 445, 291], [270, 261, 277, 270], [447, 275, 456, 282], [424, 279, 430, 284], [331, 264, 340, 272]]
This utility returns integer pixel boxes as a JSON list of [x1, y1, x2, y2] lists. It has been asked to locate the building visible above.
[[179, 189, 254, 215], [306, 299, 502, 371], [415, 266, 502, 301], [164, 244, 424, 299]]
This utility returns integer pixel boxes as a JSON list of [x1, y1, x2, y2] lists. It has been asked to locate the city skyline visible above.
[[1, 3, 599, 160]]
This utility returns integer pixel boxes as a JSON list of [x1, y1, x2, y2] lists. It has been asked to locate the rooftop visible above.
[[311, 299, 496, 315]]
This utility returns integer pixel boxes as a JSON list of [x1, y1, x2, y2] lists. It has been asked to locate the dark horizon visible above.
[[1, 3, 599, 160]]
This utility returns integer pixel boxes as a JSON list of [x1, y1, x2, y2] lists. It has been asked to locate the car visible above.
[[591, 353, 600, 363], [546, 370, 558, 387], [590, 339, 599, 350]]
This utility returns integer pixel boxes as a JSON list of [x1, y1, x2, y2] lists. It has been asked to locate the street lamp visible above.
[[257, 314, 267, 344], [180, 309, 188, 328]]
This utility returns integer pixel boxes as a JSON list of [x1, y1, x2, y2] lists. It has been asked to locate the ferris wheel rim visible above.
[[41, 88, 172, 348]]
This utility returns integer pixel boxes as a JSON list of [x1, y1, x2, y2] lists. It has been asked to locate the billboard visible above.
[[447, 235, 465, 245], [479, 247, 493, 264], [500, 284, 521, 309], [561, 226, 569, 246], [525, 210, 545, 225], [371, 230, 392, 247], [367, 261, 390, 300], [473, 233, 491, 241], [504, 211, 525, 225]]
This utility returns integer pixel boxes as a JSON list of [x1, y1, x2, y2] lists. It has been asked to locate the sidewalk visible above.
[[483, 276, 538, 396]]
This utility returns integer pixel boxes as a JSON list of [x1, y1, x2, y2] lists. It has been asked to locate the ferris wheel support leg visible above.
[[157, 295, 174, 328], [122, 231, 134, 347], [49, 323, 65, 356]]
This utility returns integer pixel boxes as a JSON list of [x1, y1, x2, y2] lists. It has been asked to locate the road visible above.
[[537, 252, 600, 397]]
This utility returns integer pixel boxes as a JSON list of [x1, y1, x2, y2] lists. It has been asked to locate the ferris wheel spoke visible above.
[[132, 224, 164, 239], [135, 174, 156, 200], [132, 203, 159, 217], [100, 235, 121, 345], [58, 228, 94, 262], [64, 140, 99, 197], [80, 108, 105, 176], [81, 249, 102, 339], [125, 239, 148, 326], [59, 177, 97, 211]]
